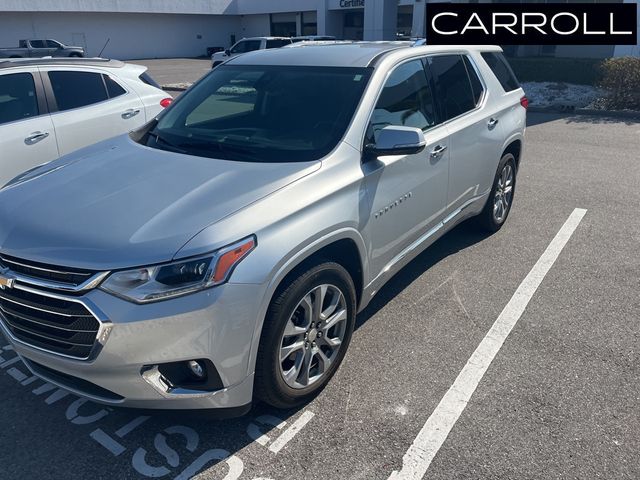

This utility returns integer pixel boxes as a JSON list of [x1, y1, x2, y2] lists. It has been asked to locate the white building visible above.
[[0, 0, 637, 60]]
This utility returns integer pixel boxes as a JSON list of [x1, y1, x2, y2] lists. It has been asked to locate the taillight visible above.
[[160, 97, 173, 108], [520, 96, 529, 110]]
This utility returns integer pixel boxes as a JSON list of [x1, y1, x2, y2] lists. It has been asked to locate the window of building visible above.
[[427, 55, 477, 121], [480, 52, 520, 92], [397, 5, 413, 40], [302, 11, 318, 36], [48, 71, 108, 111], [366, 59, 436, 145], [270, 12, 297, 37], [0, 73, 39, 125]]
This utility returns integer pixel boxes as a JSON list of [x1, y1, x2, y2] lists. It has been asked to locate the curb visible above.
[[529, 106, 640, 120], [162, 84, 191, 92]]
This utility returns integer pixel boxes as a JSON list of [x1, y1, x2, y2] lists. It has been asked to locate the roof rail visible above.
[[0, 57, 125, 70]]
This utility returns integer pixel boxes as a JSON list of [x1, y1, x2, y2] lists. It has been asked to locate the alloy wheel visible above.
[[278, 284, 347, 389], [493, 163, 514, 223]]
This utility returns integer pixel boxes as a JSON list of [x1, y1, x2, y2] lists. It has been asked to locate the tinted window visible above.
[[266, 39, 290, 49], [48, 71, 108, 111], [104, 75, 126, 98], [0, 73, 39, 125], [147, 65, 371, 163], [367, 59, 436, 144], [231, 40, 262, 54], [30, 40, 46, 48], [463, 56, 484, 107], [139, 72, 160, 89], [428, 55, 476, 121], [46, 40, 61, 48], [481, 52, 520, 92]]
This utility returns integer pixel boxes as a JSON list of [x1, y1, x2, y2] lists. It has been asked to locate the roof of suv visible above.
[[227, 42, 501, 68], [0, 57, 124, 70]]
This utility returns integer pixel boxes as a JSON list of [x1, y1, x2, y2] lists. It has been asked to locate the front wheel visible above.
[[255, 262, 356, 409], [476, 153, 517, 232]]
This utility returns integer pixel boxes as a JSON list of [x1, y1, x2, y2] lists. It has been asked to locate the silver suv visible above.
[[0, 43, 526, 415]]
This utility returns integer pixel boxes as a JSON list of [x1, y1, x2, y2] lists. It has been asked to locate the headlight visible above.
[[100, 236, 256, 303]]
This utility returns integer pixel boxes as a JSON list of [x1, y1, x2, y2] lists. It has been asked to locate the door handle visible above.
[[430, 144, 448, 158], [121, 109, 141, 119], [488, 118, 499, 129], [24, 131, 50, 145]]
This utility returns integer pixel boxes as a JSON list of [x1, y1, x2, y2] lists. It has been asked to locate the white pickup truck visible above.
[[0, 39, 85, 58]]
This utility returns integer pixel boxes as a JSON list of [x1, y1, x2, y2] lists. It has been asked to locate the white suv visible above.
[[211, 37, 293, 68], [0, 58, 171, 186]]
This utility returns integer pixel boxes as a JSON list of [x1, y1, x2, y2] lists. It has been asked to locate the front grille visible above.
[[0, 286, 100, 359], [0, 254, 97, 287]]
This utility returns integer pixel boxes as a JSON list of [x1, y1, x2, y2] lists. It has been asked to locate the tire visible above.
[[255, 261, 357, 409], [69, 53, 83, 57], [475, 153, 517, 233]]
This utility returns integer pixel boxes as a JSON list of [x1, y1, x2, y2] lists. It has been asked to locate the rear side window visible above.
[[0, 73, 39, 125], [139, 72, 160, 89], [103, 75, 126, 98], [48, 71, 108, 111], [463, 56, 485, 107], [266, 39, 291, 49], [367, 59, 436, 144], [481, 52, 520, 92], [428, 55, 476, 121]]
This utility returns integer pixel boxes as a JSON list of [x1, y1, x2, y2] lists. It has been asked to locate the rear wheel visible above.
[[255, 261, 356, 409], [69, 52, 83, 57], [476, 153, 517, 232]]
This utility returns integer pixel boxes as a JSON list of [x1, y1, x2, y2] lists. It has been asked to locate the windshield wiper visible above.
[[148, 131, 187, 154], [177, 140, 264, 162]]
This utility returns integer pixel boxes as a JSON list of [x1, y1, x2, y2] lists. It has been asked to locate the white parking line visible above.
[[389, 208, 587, 480], [268, 410, 315, 454]]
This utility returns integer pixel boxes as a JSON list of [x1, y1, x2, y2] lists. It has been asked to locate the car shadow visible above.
[[355, 219, 491, 330]]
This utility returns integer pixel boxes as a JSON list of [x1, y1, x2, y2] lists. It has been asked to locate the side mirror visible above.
[[365, 126, 426, 159]]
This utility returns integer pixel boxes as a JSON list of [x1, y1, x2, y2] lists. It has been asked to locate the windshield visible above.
[[145, 65, 372, 163]]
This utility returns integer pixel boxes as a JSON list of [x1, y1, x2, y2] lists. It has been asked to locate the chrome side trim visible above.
[[366, 194, 486, 292]]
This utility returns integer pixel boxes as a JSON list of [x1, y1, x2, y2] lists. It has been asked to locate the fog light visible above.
[[187, 360, 205, 379]]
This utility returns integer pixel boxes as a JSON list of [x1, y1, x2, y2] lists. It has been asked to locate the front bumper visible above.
[[0, 282, 265, 410]]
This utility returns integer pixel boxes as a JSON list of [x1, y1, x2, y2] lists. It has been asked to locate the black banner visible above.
[[426, 3, 638, 45]]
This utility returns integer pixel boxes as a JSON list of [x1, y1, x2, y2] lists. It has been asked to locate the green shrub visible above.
[[598, 57, 640, 110], [506, 57, 603, 86]]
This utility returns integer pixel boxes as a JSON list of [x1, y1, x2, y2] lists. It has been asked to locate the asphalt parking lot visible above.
[[1, 104, 639, 477]]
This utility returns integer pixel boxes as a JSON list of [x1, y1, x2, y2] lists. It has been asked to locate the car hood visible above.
[[0, 135, 319, 270]]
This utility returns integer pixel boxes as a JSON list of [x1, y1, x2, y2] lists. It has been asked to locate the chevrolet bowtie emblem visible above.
[[0, 273, 15, 290]]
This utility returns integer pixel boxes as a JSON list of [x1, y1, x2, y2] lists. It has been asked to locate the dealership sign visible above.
[[426, 2, 638, 45]]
